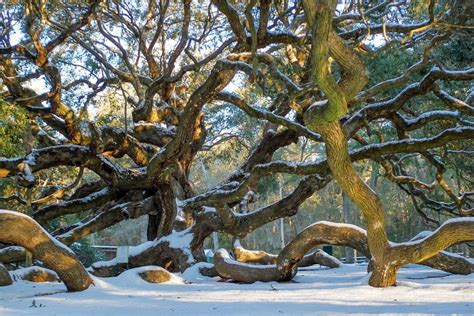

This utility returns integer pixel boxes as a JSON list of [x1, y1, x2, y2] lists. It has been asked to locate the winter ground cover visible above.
[[0, 264, 472, 315]]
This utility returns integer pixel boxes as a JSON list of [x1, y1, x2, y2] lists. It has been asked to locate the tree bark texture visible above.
[[0, 210, 92, 291]]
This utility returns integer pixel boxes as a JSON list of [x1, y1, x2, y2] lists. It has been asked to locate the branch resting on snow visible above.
[[0, 210, 92, 291], [213, 220, 474, 283], [232, 239, 342, 268]]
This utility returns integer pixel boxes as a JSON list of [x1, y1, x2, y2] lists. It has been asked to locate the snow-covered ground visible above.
[[0, 264, 472, 315]]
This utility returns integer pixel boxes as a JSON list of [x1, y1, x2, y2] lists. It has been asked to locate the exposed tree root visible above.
[[0, 210, 93, 291]]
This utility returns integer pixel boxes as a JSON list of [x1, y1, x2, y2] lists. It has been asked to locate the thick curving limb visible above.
[[0, 210, 92, 291], [403, 230, 473, 275], [214, 220, 473, 283], [299, 250, 342, 269], [213, 249, 281, 283], [233, 238, 342, 269], [233, 239, 277, 265], [276, 221, 369, 280], [214, 221, 363, 283]]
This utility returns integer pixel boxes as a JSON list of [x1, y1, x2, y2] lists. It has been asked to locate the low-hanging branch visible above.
[[0, 0, 472, 290], [213, 220, 474, 283], [0, 210, 93, 292]]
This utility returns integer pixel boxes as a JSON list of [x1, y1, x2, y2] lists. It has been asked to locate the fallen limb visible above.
[[198, 265, 218, 277], [421, 251, 474, 274]]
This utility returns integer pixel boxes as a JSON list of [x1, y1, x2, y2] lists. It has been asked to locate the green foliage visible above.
[[0, 99, 29, 207], [0, 98, 28, 157], [70, 239, 105, 268], [93, 92, 127, 128]]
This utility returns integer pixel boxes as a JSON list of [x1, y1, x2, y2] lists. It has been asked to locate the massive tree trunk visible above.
[[0, 210, 92, 291], [147, 183, 177, 240], [302, 0, 388, 284], [317, 122, 394, 286], [300, 0, 474, 287], [315, 122, 474, 286]]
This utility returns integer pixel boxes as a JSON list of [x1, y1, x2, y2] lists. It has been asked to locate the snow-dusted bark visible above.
[[0, 246, 25, 264], [214, 249, 281, 283], [136, 266, 181, 284], [0, 210, 92, 291], [1, 0, 473, 291], [10, 266, 59, 283], [213, 220, 474, 283], [232, 238, 342, 269], [91, 228, 195, 277]]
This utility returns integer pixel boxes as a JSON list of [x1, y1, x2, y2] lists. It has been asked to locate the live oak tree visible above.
[[0, 0, 473, 290]]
